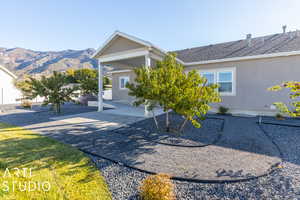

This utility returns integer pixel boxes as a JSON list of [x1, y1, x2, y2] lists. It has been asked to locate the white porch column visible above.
[[144, 54, 151, 117], [98, 60, 103, 112]]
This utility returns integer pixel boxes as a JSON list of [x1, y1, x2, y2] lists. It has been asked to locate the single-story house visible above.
[[92, 28, 300, 116], [0, 65, 22, 104]]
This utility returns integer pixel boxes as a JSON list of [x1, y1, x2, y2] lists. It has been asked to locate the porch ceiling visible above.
[[103, 56, 156, 70]]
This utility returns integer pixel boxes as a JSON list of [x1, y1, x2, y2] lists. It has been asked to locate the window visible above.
[[119, 76, 129, 89], [201, 72, 215, 85], [217, 71, 233, 93], [199, 68, 235, 96]]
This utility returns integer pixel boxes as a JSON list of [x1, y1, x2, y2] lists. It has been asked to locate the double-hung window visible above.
[[200, 67, 235, 96], [217, 71, 233, 94], [201, 72, 215, 86], [119, 76, 130, 90]]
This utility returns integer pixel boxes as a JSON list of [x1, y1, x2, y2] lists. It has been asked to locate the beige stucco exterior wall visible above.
[[187, 55, 300, 113], [101, 36, 144, 55], [111, 71, 136, 103], [111, 54, 300, 114]]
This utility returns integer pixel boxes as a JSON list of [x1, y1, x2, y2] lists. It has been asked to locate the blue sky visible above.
[[1, 0, 300, 51]]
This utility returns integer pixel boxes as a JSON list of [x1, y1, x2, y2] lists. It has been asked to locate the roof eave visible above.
[[184, 50, 300, 66]]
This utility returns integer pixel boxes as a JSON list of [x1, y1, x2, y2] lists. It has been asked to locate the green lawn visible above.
[[0, 123, 111, 200]]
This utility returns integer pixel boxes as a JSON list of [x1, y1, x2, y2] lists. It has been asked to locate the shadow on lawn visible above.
[[0, 131, 100, 184]]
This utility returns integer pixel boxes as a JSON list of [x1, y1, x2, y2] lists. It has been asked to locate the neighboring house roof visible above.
[[0, 65, 17, 79], [173, 31, 300, 63]]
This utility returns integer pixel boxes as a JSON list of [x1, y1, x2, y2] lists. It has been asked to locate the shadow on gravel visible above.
[[261, 122, 300, 167], [129, 112, 281, 160], [116, 112, 224, 147], [0, 103, 102, 126]]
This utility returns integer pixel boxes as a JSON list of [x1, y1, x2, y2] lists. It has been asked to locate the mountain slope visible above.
[[0, 47, 102, 76]]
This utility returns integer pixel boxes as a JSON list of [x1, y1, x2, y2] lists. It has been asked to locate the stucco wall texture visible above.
[[112, 55, 300, 113]]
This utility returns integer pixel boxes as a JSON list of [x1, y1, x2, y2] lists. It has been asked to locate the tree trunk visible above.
[[55, 103, 61, 114], [166, 110, 170, 132], [50, 104, 54, 111], [179, 118, 189, 133], [57, 104, 61, 113], [152, 110, 159, 130]]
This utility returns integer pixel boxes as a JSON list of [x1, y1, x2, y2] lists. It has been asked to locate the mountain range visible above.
[[0, 47, 111, 76]]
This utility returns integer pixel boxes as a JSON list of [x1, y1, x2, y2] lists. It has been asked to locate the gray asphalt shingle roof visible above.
[[173, 31, 300, 63]]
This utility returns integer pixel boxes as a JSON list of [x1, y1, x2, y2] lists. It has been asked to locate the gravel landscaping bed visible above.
[[114, 113, 224, 147], [67, 114, 280, 183], [261, 116, 300, 127], [90, 155, 297, 200], [89, 121, 300, 199]]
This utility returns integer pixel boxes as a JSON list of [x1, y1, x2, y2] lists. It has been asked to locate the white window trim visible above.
[[119, 76, 130, 90], [199, 67, 236, 96], [200, 71, 216, 85]]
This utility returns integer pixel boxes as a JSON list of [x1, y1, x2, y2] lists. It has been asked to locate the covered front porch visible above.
[[92, 31, 167, 116]]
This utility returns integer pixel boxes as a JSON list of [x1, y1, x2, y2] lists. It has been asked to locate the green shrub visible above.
[[140, 173, 175, 200], [218, 106, 229, 115], [21, 100, 32, 109], [275, 113, 284, 120]]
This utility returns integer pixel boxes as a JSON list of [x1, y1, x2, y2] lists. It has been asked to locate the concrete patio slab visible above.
[[51, 111, 144, 131], [88, 100, 164, 118]]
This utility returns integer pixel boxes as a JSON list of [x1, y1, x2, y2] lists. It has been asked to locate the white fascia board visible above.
[[107, 69, 132, 74], [149, 52, 163, 61], [184, 50, 300, 66], [0, 65, 17, 79], [98, 48, 149, 63]]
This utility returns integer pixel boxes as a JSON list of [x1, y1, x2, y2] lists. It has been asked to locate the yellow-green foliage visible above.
[[21, 100, 32, 109], [127, 53, 221, 130], [268, 81, 300, 117], [0, 123, 111, 200], [140, 173, 175, 200]]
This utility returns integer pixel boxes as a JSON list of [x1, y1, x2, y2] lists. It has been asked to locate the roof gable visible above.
[[92, 31, 153, 58]]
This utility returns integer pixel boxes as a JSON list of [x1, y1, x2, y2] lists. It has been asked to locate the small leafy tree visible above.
[[127, 53, 221, 133], [268, 81, 300, 117], [15, 75, 34, 101], [23, 71, 78, 113], [66, 68, 110, 96]]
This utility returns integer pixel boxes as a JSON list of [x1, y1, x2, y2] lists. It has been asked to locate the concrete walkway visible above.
[[50, 111, 144, 131], [0, 103, 144, 138], [87, 100, 164, 118]]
